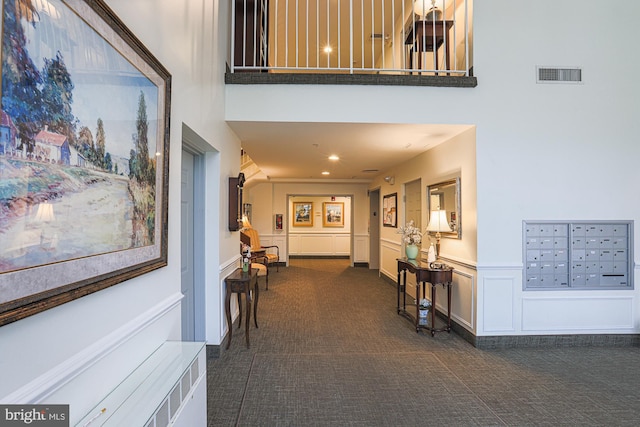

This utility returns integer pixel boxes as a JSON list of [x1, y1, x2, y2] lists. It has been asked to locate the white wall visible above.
[[0, 0, 240, 423], [472, 0, 640, 337], [227, 0, 640, 337]]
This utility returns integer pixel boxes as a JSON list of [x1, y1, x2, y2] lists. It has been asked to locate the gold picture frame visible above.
[[322, 202, 344, 227], [293, 202, 313, 226]]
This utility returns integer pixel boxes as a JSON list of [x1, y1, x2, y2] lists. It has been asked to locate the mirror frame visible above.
[[427, 177, 461, 240]]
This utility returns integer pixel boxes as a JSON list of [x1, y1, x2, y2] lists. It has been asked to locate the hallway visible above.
[[207, 259, 640, 426]]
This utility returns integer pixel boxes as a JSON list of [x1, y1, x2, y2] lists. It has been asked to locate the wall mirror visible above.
[[427, 177, 461, 239]]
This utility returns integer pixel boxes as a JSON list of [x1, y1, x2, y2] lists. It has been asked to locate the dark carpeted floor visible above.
[[207, 259, 640, 426]]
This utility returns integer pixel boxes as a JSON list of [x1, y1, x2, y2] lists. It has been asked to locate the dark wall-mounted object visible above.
[[229, 173, 245, 231]]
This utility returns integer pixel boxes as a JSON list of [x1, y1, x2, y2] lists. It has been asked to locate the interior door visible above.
[[181, 150, 195, 341], [405, 179, 422, 229], [369, 189, 380, 269]]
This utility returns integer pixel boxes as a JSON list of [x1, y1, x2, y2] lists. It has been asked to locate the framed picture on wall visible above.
[[293, 202, 313, 226], [275, 213, 283, 230], [322, 202, 344, 227], [383, 193, 397, 227], [0, 0, 171, 326]]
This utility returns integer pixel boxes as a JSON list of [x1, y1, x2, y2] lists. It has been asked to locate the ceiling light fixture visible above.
[[323, 45, 332, 54], [322, 171, 330, 175], [328, 155, 339, 161], [384, 176, 395, 185]]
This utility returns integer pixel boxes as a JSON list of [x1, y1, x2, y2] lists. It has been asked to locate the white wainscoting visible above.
[[449, 269, 475, 332], [522, 296, 635, 331], [289, 233, 350, 256], [478, 264, 640, 336], [380, 238, 402, 282], [259, 234, 286, 259], [481, 275, 517, 333], [353, 233, 369, 263], [262, 233, 367, 263]]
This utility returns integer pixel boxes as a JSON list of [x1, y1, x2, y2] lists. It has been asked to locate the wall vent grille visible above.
[[148, 357, 200, 427], [536, 67, 582, 84]]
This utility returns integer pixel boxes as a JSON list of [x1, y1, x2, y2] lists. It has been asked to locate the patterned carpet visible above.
[[207, 259, 640, 426]]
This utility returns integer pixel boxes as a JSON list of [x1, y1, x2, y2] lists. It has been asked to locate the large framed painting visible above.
[[383, 193, 397, 227], [322, 202, 344, 227], [0, 0, 171, 326], [293, 202, 313, 227]]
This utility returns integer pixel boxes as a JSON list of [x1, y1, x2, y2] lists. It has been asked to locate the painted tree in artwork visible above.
[[95, 118, 106, 169], [1, 0, 43, 152], [128, 91, 156, 246], [77, 125, 96, 164], [104, 152, 113, 172], [41, 51, 77, 145], [135, 91, 151, 184]]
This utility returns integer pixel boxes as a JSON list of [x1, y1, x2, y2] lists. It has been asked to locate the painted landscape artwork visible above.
[[0, 0, 170, 324], [1, 0, 159, 272]]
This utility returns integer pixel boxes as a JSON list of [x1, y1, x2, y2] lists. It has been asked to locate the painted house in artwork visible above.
[[70, 146, 86, 167], [0, 110, 17, 155], [34, 128, 71, 165]]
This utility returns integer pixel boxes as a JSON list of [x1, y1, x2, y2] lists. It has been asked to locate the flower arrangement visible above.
[[397, 220, 423, 245], [419, 298, 432, 310], [241, 243, 251, 256]]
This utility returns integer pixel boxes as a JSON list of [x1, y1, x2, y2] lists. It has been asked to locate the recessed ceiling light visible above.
[[324, 46, 332, 54], [322, 171, 330, 175], [328, 155, 339, 161]]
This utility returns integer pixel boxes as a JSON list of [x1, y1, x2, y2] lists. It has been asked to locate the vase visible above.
[[405, 244, 419, 259]]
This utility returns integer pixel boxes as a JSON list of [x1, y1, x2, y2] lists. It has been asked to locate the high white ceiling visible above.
[[227, 121, 473, 183]]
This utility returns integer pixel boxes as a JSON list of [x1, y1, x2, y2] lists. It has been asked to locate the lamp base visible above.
[[424, 9, 443, 21]]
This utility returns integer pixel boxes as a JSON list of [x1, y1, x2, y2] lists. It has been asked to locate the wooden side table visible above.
[[404, 20, 454, 73], [224, 268, 259, 349], [397, 258, 454, 336]]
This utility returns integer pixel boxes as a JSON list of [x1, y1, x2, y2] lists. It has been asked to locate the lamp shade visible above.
[[427, 210, 452, 232], [413, 0, 445, 17], [34, 201, 55, 222], [241, 214, 252, 229]]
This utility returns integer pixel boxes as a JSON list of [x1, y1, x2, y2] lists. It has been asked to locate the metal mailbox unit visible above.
[[523, 221, 633, 290]]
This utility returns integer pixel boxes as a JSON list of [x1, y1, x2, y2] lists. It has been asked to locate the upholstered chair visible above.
[[241, 228, 280, 272]]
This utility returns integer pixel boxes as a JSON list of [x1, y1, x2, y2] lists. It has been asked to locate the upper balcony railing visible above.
[[230, 0, 473, 78]]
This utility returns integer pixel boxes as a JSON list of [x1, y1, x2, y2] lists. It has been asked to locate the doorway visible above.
[[181, 150, 196, 341], [404, 179, 422, 229], [287, 194, 354, 265], [180, 147, 206, 342], [369, 189, 380, 270]]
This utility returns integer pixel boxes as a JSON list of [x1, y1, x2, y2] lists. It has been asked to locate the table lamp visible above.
[[241, 214, 252, 229], [426, 209, 451, 257], [413, 0, 444, 21]]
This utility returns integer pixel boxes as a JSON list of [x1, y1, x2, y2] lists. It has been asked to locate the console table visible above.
[[397, 258, 454, 336], [404, 20, 454, 73], [225, 268, 259, 349]]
